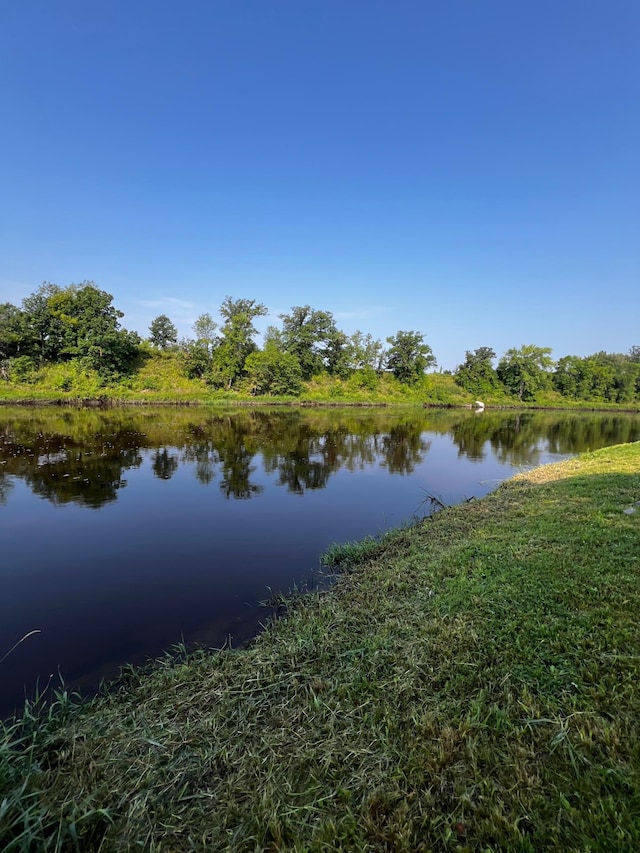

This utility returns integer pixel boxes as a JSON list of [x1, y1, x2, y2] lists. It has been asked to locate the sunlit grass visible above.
[[2, 353, 639, 411], [1, 442, 639, 850]]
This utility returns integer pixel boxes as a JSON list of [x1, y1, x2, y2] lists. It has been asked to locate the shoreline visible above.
[[1, 395, 639, 413], [2, 441, 639, 850]]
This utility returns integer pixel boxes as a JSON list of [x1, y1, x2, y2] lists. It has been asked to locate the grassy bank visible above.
[[2, 351, 638, 410], [2, 443, 640, 851], [0, 357, 473, 407]]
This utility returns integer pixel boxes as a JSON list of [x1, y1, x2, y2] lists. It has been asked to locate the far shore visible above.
[[1, 394, 639, 413]]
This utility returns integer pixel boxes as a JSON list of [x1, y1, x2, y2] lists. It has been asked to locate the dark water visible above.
[[1, 406, 638, 715]]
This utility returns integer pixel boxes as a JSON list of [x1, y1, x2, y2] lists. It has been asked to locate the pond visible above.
[[1, 405, 638, 715]]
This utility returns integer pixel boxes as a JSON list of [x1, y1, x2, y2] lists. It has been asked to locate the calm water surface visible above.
[[1, 406, 638, 714]]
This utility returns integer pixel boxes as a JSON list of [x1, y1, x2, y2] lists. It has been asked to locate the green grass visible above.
[[1, 442, 639, 851], [3, 352, 638, 410], [0, 353, 471, 407]]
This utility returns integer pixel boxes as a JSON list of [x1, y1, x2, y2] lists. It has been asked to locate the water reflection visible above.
[[0, 474, 13, 505], [0, 407, 638, 507], [449, 410, 640, 466], [152, 448, 179, 481], [0, 412, 145, 508]]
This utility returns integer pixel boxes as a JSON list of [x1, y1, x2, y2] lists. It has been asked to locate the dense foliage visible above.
[[1, 283, 140, 379], [1, 282, 639, 403]]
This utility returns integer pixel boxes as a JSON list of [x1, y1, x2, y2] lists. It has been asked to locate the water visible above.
[[1, 405, 638, 714]]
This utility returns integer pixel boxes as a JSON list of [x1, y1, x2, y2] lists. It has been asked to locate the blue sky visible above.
[[1, 1, 638, 370]]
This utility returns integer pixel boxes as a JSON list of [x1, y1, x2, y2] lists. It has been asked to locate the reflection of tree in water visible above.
[[267, 426, 336, 494], [2, 407, 638, 507], [181, 438, 218, 485], [449, 412, 555, 466], [0, 472, 14, 505], [379, 422, 431, 474], [261, 419, 428, 492], [546, 415, 640, 456], [0, 428, 144, 509], [210, 409, 497, 492], [488, 414, 545, 467], [449, 415, 496, 461], [151, 448, 179, 480], [213, 418, 263, 500], [2, 407, 437, 502], [448, 411, 640, 467]]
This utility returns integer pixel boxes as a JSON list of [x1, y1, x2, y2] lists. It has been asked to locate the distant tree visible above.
[[181, 339, 212, 380], [263, 324, 282, 345], [325, 331, 385, 387], [629, 345, 640, 363], [0, 303, 25, 360], [455, 347, 500, 396], [346, 331, 385, 373], [553, 352, 639, 403], [47, 283, 140, 375], [193, 313, 217, 351], [385, 330, 436, 384], [244, 342, 303, 396], [278, 305, 343, 380], [149, 314, 178, 350], [553, 355, 587, 399], [583, 354, 616, 401], [590, 352, 638, 403], [21, 282, 65, 361], [323, 329, 350, 378], [13, 281, 139, 375], [213, 296, 268, 388], [611, 360, 640, 402], [497, 345, 554, 400]]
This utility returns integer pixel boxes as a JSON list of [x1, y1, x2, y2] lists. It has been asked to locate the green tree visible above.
[[455, 347, 500, 396], [497, 345, 554, 400], [553, 352, 638, 403], [263, 324, 283, 348], [335, 331, 385, 388], [346, 331, 385, 373], [0, 303, 25, 360], [21, 282, 65, 361], [213, 297, 268, 389], [553, 355, 587, 399], [177, 314, 219, 381], [278, 306, 343, 380], [244, 342, 303, 396], [385, 330, 436, 384], [181, 340, 212, 379], [47, 283, 140, 375], [193, 313, 217, 352], [590, 352, 638, 403], [149, 314, 178, 349]]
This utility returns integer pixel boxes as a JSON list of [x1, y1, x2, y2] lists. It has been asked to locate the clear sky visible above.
[[1, 1, 638, 370]]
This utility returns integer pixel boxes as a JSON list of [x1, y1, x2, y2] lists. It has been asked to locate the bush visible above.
[[10, 356, 36, 380], [244, 346, 303, 396]]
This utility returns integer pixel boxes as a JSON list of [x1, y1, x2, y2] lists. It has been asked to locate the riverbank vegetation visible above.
[[2, 283, 639, 407], [1, 441, 639, 850]]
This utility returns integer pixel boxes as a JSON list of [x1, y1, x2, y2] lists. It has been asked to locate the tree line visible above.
[[1, 282, 639, 403], [456, 344, 640, 403]]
